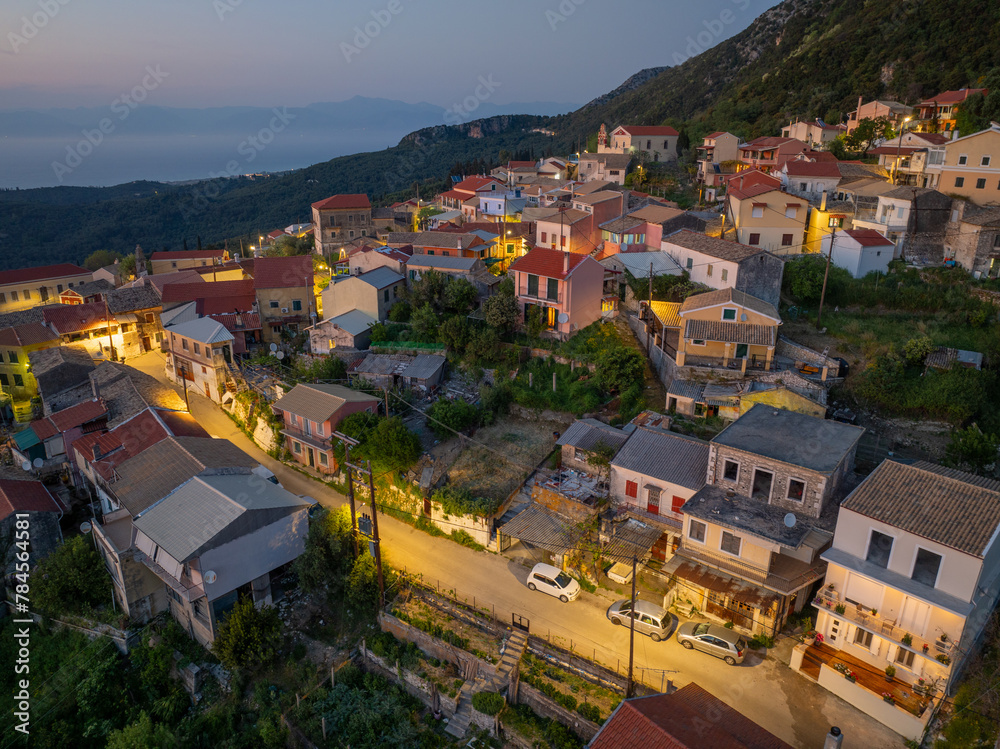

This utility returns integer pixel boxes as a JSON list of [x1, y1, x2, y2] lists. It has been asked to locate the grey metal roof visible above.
[[407, 255, 478, 271], [712, 404, 865, 475], [404, 354, 446, 381], [682, 484, 815, 549], [272, 383, 378, 424], [318, 309, 377, 336], [165, 316, 233, 344], [615, 251, 683, 278], [611, 427, 709, 491], [499, 505, 584, 552], [667, 379, 705, 401], [357, 266, 405, 289], [134, 473, 312, 561], [556, 419, 629, 453]]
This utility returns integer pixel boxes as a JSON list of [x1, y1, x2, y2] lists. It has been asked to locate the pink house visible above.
[[509, 248, 606, 339], [271, 384, 379, 474]]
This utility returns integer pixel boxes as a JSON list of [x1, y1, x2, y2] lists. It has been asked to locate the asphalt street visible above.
[[129, 351, 906, 748]]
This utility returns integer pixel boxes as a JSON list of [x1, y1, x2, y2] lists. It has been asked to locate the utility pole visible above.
[[365, 459, 385, 608], [179, 360, 190, 411], [626, 555, 637, 698], [383, 387, 390, 418], [816, 228, 837, 330], [334, 431, 360, 558]]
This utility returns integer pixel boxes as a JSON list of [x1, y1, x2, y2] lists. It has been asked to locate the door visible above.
[[899, 597, 930, 637], [423, 497, 432, 516], [735, 343, 748, 358], [204, 383, 210, 398], [308, 448, 315, 468], [141, 336, 151, 352], [647, 488, 660, 515]]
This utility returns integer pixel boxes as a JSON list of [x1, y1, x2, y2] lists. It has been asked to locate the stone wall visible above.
[[515, 682, 600, 742], [776, 335, 839, 371], [526, 637, 633, 695], [627, 313, 676, 392], [358, 643, 460, 718], [380, 612, 499, 684]]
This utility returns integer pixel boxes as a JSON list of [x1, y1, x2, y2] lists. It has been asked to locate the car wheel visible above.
[[559, 594, 569, 603], [650, 633, 661, 642], [527, 582, 536, 591], [681, 640, 694, 649], [611, 617, 622, 626], [724, 656, 737, 665]]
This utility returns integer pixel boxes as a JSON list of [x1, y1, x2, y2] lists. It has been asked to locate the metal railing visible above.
[[680, 544, 826, 594]]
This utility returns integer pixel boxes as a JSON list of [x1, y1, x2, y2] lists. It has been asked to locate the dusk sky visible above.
[[3, 0, 780, 111]]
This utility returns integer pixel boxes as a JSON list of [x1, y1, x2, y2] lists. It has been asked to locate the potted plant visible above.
[[922, 643, 930, 653], [901, 633, 913, 647], [940, 633, 948, 643], [937, 654, 951, 665], [835, 604, 846, 615], [804, 630, 817, 646], [871, 608, 878, 616], [845, 670, 857, 683], [885, 665, 896, 682], [882, 692, 894, 705]]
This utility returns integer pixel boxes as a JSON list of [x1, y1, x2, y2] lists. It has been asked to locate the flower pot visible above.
[[922, 645, 929, 653], [846, 676, 856, 683], [804, 637, 815, 646]]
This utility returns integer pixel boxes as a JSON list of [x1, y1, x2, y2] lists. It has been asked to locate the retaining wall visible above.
[[358, 643, 460, 718], [817, 662, 929, 741], [776, 336, 840, 370], [516, 682, 601, 742], [380, 612, 499, 684]]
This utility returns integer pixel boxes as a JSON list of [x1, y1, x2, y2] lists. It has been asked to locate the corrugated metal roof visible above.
[[499, 505, 583, 553], [667, 379, 704, 401], [356, 266, 405, 289], [317, 310, 377, 337], [611, 427, 709, 491], [165, 316, 234, 344], [556, 419, 629, 452], [404, 354, 446, 381], [616, 251, 683, 278], [272, 383, 378, 424]]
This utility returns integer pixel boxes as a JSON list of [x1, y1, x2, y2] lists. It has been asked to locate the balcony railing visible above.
[[683, 354, 768, 371], [519, 289, 562, 304], [680, 544, 826, 594], [812, 589, 958, 668]]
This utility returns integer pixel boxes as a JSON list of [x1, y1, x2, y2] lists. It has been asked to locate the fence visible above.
[[371, 341, 447, 355]]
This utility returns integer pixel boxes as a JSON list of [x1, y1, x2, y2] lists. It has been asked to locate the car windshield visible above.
[[554, 573, 573, 588], [694, 623, 711, 636]]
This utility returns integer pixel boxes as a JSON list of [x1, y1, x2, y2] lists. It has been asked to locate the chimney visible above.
[[563, 252, 570, 273], [820, 190, 828, 212], [823, 727, 843, 749]]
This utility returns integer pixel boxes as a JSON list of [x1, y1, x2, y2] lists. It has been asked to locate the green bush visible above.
[[32, 535, 112, 617], [472, 691, 506, 716], [433, 484, 500, 518], [212, 597, 282, 673], [554, 692, 577, 711], [577, 702, 602, 723], [426, 396, 480, 439]]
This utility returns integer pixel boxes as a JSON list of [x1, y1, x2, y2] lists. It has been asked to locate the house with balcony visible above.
[[254, 255, 316, 344], [508, 248, 605, 339], [737, 137, 807, 174], [867, 131, 950, 188], [271, 383, 379, 474], [915, 88, 987, 134], [938, 122, 1000, 206], [696, 131, 741, 186], [846, 98, 913, 135], [599, 125, 679, 163], [672, 288, 782, 372], [801, 460, 1000, 739], [311, 194, 373, 257], [850, 186, 953, 260], [665, 405, 864, 635], [781, 119, 846, 149], [164, 317, 234, 404], [0, 263, 93, 313], [726, 183, 806, 256]]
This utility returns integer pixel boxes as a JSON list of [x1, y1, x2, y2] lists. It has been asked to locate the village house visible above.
[[534, 208, 596, 254], [914, 88, 987, 134], [665, 372, 827, 421], [0, 322, 60, 410], [41, 301, 126, 361], [0, 263, 93, 313], [599, 124, 679, 162], [726, 182, 806, 255], [556, 419, 630, 478], [577, 153, 633, 185], [822, 228, 895, 278], [159, 279, 256, 313], [349, 245, 412, 276], [867, 131, 950, 188], [0, 479, 63, 575], [105, 284, 165, 358], [779, 159, 843, 202], [322, 266, 405, 322], [349, 353, 446, 390], [272, 383, 379, 474], [27, 345, 96, 416], [207, 312, 262, 356], [148, 249, 227, 275], [164, 317, 234, 404], [254, 255, 315, 344], [846, 98, 913, 134], [804, 461, 1000, 739], [404, 254, 499, 298], [508, 248, 606, 339], [937, 122, 1000, 206], [944, 202, 1000, 277], [850, 186, 953, 261], [311, 194, 373, 257], [307, 310, 377, 354], [410, 231, 488, 259], [781, 119, 846, 149], [571, 191, 625, 230], [737, 136, 807, 174], [14, 398, 109, 477], [696, 131, 742, 186], [57, 279, 113, 305]]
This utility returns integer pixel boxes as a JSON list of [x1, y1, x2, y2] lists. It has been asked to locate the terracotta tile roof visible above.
[[42, 302, 111, 335], [590, 683, 793, 749], [842, 460, 1000, 557], [724, 170, 781, 191], [782, 161, 842, 178], [438, 189, 469, 201], [684, 319, 776, 346], [208, 312, 262, 331], [0, 322, 58, 348], [149, 250, 225, 261], [453, 176, 503, 193], [267, 229, 285, 239], [311, 194, 371, 210], [160, 280, 255, 304], [680, 287, 780, 322], [728, 183, 782, 201], [508, 247, 589, 280], [253, 255, 314, 289], [0, 264, 90, 286], [649, 301, 682, 328], [662, 230, 763, 262], [0, 480, 62, 521], [32, 398, 108, 441], [195, 295, 257, 315], [619, 125, 680, 136], [919, 88, 987, 106], [740, 136, 799, 150], [705, 131, 728, 139], [843, 229, 894, 247]]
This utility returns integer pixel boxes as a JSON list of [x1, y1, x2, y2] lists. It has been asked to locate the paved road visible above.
[[130, 352, 906, 748]]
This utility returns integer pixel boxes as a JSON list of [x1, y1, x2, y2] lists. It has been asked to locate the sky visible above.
[[1, 0, 780, 111]]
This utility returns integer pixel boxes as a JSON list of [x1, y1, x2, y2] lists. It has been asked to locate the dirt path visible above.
[[615, 316, 667, 412]]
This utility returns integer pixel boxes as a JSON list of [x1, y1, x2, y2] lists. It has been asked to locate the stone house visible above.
[[311, 194, 373, 257], [0, 479, 63, 575], [254, 255, 316, 344], [944, 202, 1000, 278], [307, 310, 377, 354], [555, 419, 629, 477]]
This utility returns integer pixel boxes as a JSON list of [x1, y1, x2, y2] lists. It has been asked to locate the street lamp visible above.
[[892, 116, 913, 185]]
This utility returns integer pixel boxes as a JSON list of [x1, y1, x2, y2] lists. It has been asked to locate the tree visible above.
[[676, 127, 690, 157], [586, 440, 617, 499], [294, 507, 355, 595], [443, 277, 478, 314], [945, 424, 1000, 475], [483, 278, 519, 335], [346, 552, 380, 612], [366, 416, 422, 470], [212, 597, 282, 673], [783, 255, 828, 303], [410, 302, 439, 342], [854, 348, 905, 406], [33, 535, 112, 616], [902, 335, 933, 366], [954, 69, 1000, 135], [525, 305, 547, 342], [438, 315, 471, 350], [118, 254, 137, 280], [426, 397, 479, 440], [83, 249, 121, 270], [844, 117, 894, 156], [597, 348, 645, 394], [106, 712, 175, 749]]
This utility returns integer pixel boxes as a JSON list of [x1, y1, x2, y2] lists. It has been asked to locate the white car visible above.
[[526, 563, 581, 603]]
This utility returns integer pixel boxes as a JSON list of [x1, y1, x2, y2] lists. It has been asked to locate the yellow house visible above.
[[739, 385, 826, 419], [675, 288, 781, 371], [148, 250, 228, 275], [727, 184, 806, 255], [0, 322, 61, 417], [0, 263, 92, 313], [939, 124, 1000, 206], [803, 196, 855, 254]]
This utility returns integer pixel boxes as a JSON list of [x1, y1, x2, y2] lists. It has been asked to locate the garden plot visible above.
[[447, 416, 572, 502], [393, 595, 501, 665], [520, 652, 621, 724]]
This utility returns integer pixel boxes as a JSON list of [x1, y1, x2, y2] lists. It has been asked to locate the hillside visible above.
[[3, 0, 1000, 268]]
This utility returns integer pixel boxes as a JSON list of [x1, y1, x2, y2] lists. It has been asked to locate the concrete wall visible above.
[[515, 682, 600, 742], [531, 484, 598, 524], [817, 662, 928, 741], [775, 336, 840, 371], [380, 612, 499, 684], [734, 252, 784, 310], [359, 645, 461, 718]]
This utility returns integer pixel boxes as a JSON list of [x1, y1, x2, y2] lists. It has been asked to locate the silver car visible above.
[[675, 622, 746, 665], [607, 599, 674, 641]]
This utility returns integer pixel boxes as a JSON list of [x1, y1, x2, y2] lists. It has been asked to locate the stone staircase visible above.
[[444, 682, 474, 738]]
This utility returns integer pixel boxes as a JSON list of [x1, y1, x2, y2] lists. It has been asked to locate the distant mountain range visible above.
[[0, 96, 580, 140]]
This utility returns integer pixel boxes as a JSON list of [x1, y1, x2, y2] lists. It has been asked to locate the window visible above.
[[691, 339, 706, 346], [22, 290, 29, 300], [546, 278, 559, 300], [955, 177, 965, 188], [560, 236, 566, 247], [866, 530, 894, 568], [751, 206, 764, 218], [0, 374, 7, 386], [721, 269, 728, 282], [781, 234, 794, 246], [958, 154, 968, 165], [319, 452, 329, 466], [7, 351, 17, 364], [56, 284, 63, 293], [748, 233, 760, 245], [671, 495, 685, 513], [895, 647, 915, 668], [13, 374, 23, 387], [787, 479, 805, 502], [706, 264, 713, 277], [976, 178, 987, 189], [688, 519, 706, 543], [798, 183, 807, 193], [171, 262, 178, 269], [722, 308, 736, 321], [912, 548, 942, 587], [349, 230, 354, 238], [983, 155, 992, 167], [269, 300, 279, 309], [145, 312, 155, 324], [751, 469, 773, 500], [181, 338, 189, 351], [686, 258, 693, 270], [201, 365, 207, 374], [625, 480, 638, 498], [10, 291, 17, 302], [720, 531, 741, 556], [193, 343, 200, 355], [383, 289, 390, 302], [829, 216, 844, 228], [723, 460, 739, 481], [292, 299, 303, 311], [853, 628, 873, 648], [293, 441, 302, 454], [786, 206, 798, 218], [506, 243, 514, 254], [0, 293, 5, 303], [527, 274, 539, 297]]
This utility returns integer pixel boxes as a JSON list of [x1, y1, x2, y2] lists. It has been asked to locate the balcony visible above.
[[280, 426, 332, 452], [682, 354, 769, 372], [812, 589, 957, 668], [680, 543, 826, 595], [519, 289, 562, 304]]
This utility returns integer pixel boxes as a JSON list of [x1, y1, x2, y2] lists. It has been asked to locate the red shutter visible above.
[[626, 481, 638, 498], [749, 233, 761, 245], [671, 495, 686, 514], [541, 231, 547, 243]]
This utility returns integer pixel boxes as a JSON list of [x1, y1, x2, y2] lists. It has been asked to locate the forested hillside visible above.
[[3, 0, 1000, 268]]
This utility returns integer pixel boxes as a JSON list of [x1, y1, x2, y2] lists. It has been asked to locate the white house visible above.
[[779, 160, 843, 202], [822, 229, 895, 278]]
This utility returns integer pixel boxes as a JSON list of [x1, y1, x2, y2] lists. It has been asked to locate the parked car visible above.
[[675, 622, 746, 665], [606, 599, 674, 641], [526, 563, 581, 602]]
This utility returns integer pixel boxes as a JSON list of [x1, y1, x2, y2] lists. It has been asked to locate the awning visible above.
[[499, 505, 584, 555], [664, 554, 780, 610], [114, 313, 138, 323], [602, 517, 664, 564], [12, 428, 40, 451]]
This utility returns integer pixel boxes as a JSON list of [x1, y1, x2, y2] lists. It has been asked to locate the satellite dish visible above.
[[21, 461, 31, 472], [269, 343, 278, 352], [80, 522, 92, 535], [740, 313, 748, 322], [557, 312, 570, 324], [33, 458, 43, 468], [203, 570, 217, 584], [276, 351, 285, 360], [783, 513, 797, 528]]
